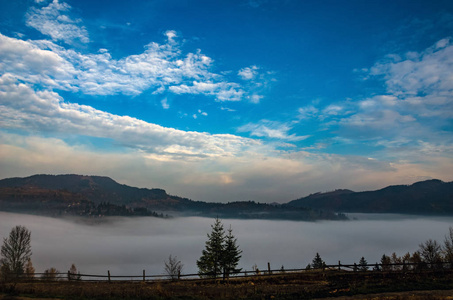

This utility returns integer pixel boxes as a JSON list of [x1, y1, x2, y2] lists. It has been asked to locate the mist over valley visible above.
[[1, 211, 452, 277]]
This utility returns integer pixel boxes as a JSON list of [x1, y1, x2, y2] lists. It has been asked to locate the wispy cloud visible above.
[[238, 120, 309, 142], [238, 65, 275, 104], [339, 38, 453, 140], [161, 98, 170, 109], [26, 0, 89, 45], [297, 105, 319, 120], [0, 32, 246, 100]]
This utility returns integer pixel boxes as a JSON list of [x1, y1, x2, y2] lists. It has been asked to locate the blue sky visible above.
[[1, 0, 452, 203]]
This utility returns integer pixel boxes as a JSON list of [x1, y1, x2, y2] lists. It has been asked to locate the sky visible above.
[[0, 0, 452, 203]]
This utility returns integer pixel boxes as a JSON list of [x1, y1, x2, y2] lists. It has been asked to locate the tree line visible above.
[[303, 227, 453, 272]]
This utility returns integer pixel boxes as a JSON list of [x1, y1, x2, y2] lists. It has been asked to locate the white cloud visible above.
[[237, 65, 274, 104], [238, 66, 258, 80], [165, 30, 177, 42], [0, 34, 77, 90], [26, 0, 89, 45], [238, 120, 309, 142], [369, 37, 453, 117], [0, 75, 261, 159], [249, 94, 263, 104], [161, 98, 169, 109], [298, 105, 319, 119], [315, 38, 453, 150], [0, 32, 245, 100], [220, 106, 236, 112]]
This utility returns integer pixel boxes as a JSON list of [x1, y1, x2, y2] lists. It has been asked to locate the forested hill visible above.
[[0, 174, 345, 221], [288, 179, 453, 215], [0, 174, 187, 209]]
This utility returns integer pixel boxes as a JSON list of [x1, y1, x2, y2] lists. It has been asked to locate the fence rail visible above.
[[3, 261, 453, 283]]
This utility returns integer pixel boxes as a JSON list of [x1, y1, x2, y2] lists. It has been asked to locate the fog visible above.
[[0, 212, 452, 276]]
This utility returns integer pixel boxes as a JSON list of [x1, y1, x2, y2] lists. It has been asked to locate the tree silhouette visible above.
[[222, 226, 242, 278], [419, 239, 442, 268], [358, 257, 368, 271], [164, 255, 183, 280], [197, 218, 242, 278], [311, 253, 326, 269], [380, 254, 391, 271], [197, 218, 225, 278], [1, 225, 32, 276]]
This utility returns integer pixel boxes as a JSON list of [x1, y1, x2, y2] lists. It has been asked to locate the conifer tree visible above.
[[222, 226, 242, 278], [197, 218, 225, 278], [197, 218, 242, 278], [311, 252, 326, 269], [358, 256, 368, 271], [380, 254, 392, 271]]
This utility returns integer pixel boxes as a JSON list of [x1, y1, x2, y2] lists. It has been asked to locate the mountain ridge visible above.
[[288, 179, 453, 214], [0, 174, 344, 221], [1, 174, 452, 218]]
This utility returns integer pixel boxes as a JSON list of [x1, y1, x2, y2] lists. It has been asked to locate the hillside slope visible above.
[[0, 174, 344, 220], [288, 179, 453, 215]]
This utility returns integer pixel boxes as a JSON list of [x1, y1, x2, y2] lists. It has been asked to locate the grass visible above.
[[2, 269, 453, 299]]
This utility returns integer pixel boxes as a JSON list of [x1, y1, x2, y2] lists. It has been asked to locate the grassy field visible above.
[[2, 269, 453, 299]]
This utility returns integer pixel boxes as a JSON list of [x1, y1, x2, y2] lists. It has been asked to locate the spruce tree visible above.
[[311, 252, 326, 269], [358, 256, 368, 271], [197, 218, 225, 278], [222, 226, 242, 278]]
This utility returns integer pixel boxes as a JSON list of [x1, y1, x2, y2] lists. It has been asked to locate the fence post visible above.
[[143, 270, 145, 282], [68, 270, 71, 281], [268, 262, 271, 275], [108, 270, 111, 282], [338, 261, 341, 271], [178, 270, 181, 280]]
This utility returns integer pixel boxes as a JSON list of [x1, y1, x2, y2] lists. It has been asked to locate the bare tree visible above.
[[1, 225, 32, 276], [419, 239, 442, 268], [164, 255, 183, 280]]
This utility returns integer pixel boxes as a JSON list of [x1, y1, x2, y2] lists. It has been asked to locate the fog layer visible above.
[[0, 212, 452, 276]]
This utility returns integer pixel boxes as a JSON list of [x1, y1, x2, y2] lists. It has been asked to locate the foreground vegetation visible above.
[[2, 268, 453, 299]]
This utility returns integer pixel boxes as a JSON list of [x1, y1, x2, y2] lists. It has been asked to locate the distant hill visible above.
[[0, 174, 345, 221], [288, 179, 453, 215]]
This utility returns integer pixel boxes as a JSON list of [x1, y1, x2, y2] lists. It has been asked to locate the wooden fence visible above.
[[3, 261, 453, 283]]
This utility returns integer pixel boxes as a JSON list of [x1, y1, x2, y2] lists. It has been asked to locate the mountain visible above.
[[0, 174, 345, 221], [288, 179, 453, 215]]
